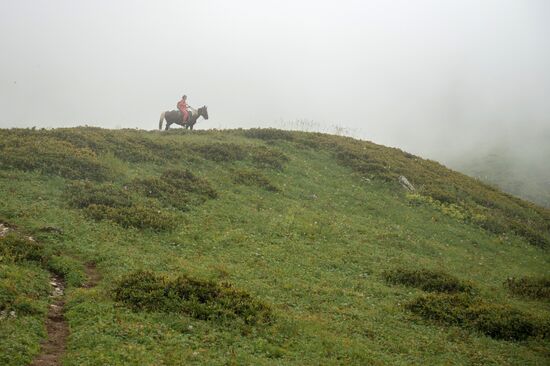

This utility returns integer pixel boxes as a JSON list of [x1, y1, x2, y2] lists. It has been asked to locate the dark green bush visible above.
[[406, 293, 548, 341], [505, 276, 550, 301], [114, 270, 272, 325], [65, 181, 133, 209], [161, 169, 218, 199], [0, 132, 111, 180], [190, 143, 246, 162], [85, 203, 177, 231], [243, 128, 295, 142], [233, 169, 279, 192], [0, 232, 45, 264], [250, 146, 289, 170], [383, 268, 473, 294]]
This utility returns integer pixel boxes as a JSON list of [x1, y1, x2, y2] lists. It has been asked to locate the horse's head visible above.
[[200, 106, 209, 120]]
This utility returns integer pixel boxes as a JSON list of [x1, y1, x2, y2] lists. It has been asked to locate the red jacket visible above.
[[177, 99, 188, 112]]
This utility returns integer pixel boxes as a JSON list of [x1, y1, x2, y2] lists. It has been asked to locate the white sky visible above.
[[1, 0, 549, 158]]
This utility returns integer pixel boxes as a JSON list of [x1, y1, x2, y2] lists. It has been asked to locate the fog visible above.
[[1, 0, 549, 161]]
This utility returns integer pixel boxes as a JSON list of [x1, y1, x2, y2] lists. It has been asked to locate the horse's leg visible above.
[[165, 122, 171, 131]]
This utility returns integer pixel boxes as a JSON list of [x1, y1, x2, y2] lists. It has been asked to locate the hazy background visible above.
[[1, 0, 549, 202]]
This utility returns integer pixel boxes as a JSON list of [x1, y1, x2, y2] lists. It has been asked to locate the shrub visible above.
[[0, 133, 111, 181], [114, 270, 272, 325], [233, 169, 279, 192], [190, 143, 246, 162], [250, 146, 289, 170], [505, 276, 550, 301], [84, 203, 177, 231], [0, 232, 45, 264], [65, 181, 133, 209], [161, 169, 218, 199], [383, 268, 473, 294], [243, 128, 295, 142], [406, 293, 548, 341]]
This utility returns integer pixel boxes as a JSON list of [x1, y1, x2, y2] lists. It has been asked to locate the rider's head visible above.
[[182, 95, 187, 100]]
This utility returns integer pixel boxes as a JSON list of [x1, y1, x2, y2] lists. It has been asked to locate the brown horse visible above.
[[159, 106, 209, 130]]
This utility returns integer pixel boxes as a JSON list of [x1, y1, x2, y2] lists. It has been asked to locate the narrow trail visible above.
[[29, 275, 67, 366], [30, 262, 101, 366]]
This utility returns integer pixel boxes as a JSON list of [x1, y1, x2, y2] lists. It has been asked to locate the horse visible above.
[[159, 106, 209, 131]]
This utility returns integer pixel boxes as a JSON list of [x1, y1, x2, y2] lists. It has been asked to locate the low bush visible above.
[[406, 293, 549, 341], [161, 169, 218, 199], [0, 132, 111, 181], [85, 203, 177, 231], [383, 268, 473, 294], [233, 169, 279, 192], [250, 146, 289, 170], [505, 276, 550, 301], [190, 143, 246, 162], [65, 181, 133, 209], [114, 270, 272, 325], [0, 232, 46, 264], [243, 128, 295, 142]]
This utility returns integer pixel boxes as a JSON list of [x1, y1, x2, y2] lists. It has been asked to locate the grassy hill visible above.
[[0, 127, 549, 365]]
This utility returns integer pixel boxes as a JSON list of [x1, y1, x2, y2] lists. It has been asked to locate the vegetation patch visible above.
[[243, 128, 295, 142], [161, 169, 218, 200], [85, 203, 177, 231], [66, 181, 133, 209], [190, 142, 247, 162], [505, 276, 550, 301], [249, 146, 289, 170], [383, 268, 473, 294], [113, 270, 272, 326], [233, 169, 279, 192], [65, 180, 179, 230], [0, 130, 111, 181], [406, 293, 549, 341], [0, 232, 46, 264]]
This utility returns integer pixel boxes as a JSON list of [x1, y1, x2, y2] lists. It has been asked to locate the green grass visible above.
[[0, 127, 549, 365]]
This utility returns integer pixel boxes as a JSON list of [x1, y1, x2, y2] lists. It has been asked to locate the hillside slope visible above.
[[0, 127, 549, 365]]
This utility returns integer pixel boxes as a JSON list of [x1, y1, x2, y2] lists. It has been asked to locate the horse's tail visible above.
[[158, 111, 166, 130]]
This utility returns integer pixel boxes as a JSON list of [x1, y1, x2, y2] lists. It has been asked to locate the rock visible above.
[[398, 175, 415, 191], [0, 223, 10, 237]]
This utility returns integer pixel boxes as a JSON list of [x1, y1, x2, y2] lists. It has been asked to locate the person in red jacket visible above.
[[177, 95, 189, 124]]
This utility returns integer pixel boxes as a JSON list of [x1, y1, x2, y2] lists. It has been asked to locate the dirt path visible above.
[[30, 262, 101, 366], [29, 274, 67, 366]]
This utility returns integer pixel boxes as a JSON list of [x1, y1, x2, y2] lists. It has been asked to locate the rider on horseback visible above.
[[177, 95, 189, 124]]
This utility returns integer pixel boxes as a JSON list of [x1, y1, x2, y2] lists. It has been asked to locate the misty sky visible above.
[[1, 0, 549, 158]]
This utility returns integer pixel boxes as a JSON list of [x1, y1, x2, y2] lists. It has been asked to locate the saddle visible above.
[[176, 110, 194, 122]]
